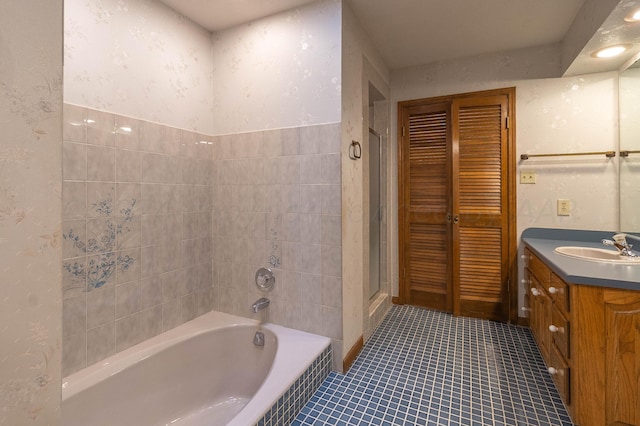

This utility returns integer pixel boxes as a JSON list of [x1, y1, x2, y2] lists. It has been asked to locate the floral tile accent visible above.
[[117, 216, 141, 250], [63, 258, 86, 299], [117, 248, 141, 284], [87, 183, 115, 218], [86, 252, 118, 291], [62, 220, 86, 259], [86, 218, 116, 254]]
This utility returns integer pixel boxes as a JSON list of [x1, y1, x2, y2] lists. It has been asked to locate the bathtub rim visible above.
[[61, 310, 331, 425]]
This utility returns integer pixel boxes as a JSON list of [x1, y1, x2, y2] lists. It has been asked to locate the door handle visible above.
[[453, 215, 459, 224], [447, 214, 452, 223]]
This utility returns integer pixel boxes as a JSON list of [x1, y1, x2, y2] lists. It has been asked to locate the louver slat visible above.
[[409, 111, 448, 213], [459, 228, 502, 302], [458, 104, 502, 214], [409, 224, 447, 294]]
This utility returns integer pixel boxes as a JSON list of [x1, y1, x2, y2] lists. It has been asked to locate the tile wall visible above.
[[62, 104, 215, 376], [62, 104, 343, 375], [212, 122, 344, 371]]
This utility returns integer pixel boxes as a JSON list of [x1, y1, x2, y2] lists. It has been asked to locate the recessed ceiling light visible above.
[[624, 8, 640, 22], [591, 44, 632, 58]]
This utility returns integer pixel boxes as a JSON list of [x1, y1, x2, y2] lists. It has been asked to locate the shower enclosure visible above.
[[369, 128, 382, 300]]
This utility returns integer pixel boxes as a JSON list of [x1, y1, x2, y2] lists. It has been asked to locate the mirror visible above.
[[619, 58, 640, 233]]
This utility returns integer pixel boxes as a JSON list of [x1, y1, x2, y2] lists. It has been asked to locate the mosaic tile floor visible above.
[[293, 305, 573, 426]]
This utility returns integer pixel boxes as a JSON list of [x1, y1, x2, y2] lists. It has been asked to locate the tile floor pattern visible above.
[[293, 305, 573, 426]]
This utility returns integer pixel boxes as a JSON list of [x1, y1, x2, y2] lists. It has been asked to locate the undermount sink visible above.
[[554, 246, 640, 264]]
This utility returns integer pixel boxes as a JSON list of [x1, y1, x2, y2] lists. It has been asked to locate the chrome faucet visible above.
[[252, 297, 270, 313], [602, 233, 638, 257]]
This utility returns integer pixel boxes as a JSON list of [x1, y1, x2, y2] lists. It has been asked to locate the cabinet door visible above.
[[604, 294, 640, 426], [529, 274, 550, 362], [574, 285, 640, 426]]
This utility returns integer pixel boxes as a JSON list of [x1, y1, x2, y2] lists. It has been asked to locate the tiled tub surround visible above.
[[62, 104, 343, 375], [61, 310, 332, 426], [62, 104, 216, 376], [295, 305, 573, 426]]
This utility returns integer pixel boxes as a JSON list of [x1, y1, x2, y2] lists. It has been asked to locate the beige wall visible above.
[[0, 0, 63, 423]]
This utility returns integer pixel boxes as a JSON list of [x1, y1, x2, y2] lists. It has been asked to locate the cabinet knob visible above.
[[548, 367, 562, 376], [521, 279, 531, 285], [548, 324, 563, 333], [530, 288, 540, 297], [520, 254, 530, 260], [521, 307, 530, 312], [548, 286, 558, 295]]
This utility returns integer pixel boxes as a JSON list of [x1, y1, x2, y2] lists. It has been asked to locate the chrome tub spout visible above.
[[252, 297, 270, 313]]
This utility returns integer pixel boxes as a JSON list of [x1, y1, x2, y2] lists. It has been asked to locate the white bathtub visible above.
[[61, 310, 332, 426]]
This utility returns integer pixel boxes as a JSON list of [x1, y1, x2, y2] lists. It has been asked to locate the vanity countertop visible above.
[[522, 228, 640, 291]]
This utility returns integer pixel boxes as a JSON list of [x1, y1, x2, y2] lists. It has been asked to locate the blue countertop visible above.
[[521, 228, 640, 291]]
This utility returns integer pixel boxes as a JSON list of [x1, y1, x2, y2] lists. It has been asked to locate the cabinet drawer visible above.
[[550, 273, 570, 317], [529, 274, 551, 362], [550, 306, 570, 360], [525, 249, 550, 290], [548, 344, 570, 404]]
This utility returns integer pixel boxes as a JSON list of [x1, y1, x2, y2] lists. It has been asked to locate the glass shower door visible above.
[[369, 128, 381, 299]]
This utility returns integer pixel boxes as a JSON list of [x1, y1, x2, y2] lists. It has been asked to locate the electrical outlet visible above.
[[557, 199, 571, 216], [520, 170, 536, 184]]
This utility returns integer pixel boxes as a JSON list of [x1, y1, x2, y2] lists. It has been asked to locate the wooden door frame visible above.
[[397, 87, 518, 323]]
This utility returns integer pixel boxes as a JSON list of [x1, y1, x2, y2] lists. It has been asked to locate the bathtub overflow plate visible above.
[[255, 268, 275, 292]]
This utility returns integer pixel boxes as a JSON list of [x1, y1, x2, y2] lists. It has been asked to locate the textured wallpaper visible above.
[[64, 0, 214, 133], [0, 0, 63, 423], [64, 0, 342, 136], [211, 0, 342, 135]]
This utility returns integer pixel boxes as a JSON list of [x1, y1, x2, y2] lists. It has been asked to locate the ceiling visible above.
[[347, 0, 584, 69], [159, 0, 640, 73]]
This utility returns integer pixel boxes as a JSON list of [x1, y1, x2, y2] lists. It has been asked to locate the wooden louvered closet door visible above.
[[451, 95, 509, 320], [401, 102, 453, 312], [399, 88, 515, 323]]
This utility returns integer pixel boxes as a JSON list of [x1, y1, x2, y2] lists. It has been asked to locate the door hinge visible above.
[[403, 267, 406, 279], [507, 279, 510, 292], [402, 126, 405, 137], [505, 116, 510, 129]]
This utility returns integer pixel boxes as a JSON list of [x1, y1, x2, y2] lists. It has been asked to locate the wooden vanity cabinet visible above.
[[572, 285, 640, 426], [525, 248, 640, 426]]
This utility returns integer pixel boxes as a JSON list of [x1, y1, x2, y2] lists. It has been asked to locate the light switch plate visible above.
[[557, 199, 570, 216]]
